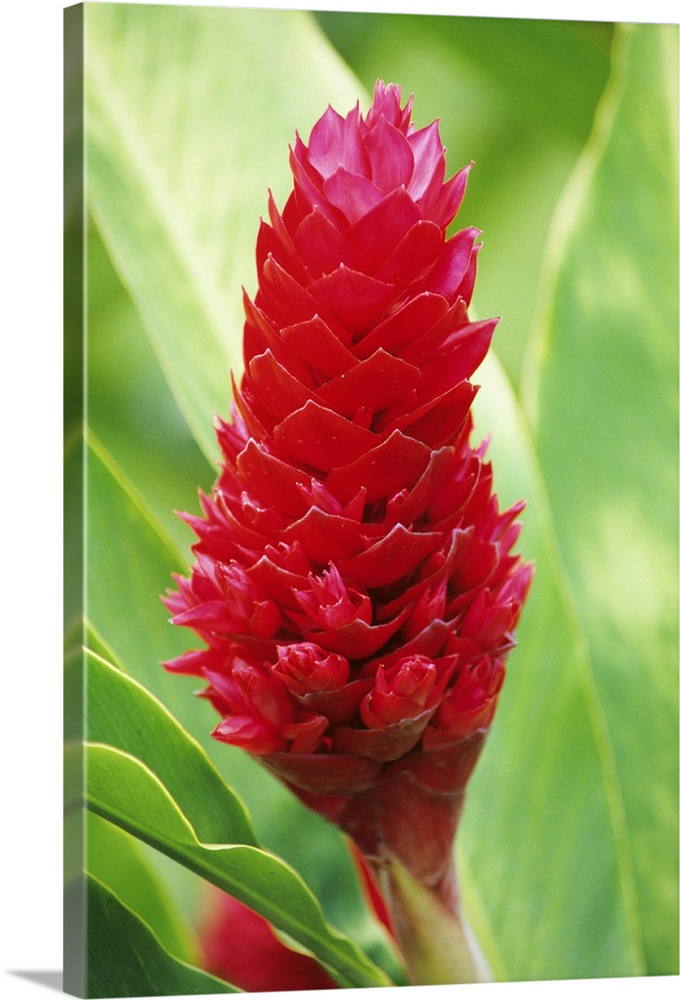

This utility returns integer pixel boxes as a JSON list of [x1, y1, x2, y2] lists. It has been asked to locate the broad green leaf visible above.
[[81, 622, 260, 952], [85, 874, 236, 997], [64, 740, 84, 888], [86, 649, 256, 848], [85, 743, 392, 990], [86, 218, 215, 552], [458, 352, 643, 981], [523, 23, 679, 974], [85, 2, 366, 463], [64, 642, 84, 745], [86, 811, 196, 964], [64, 429, 84, 637], [84, 619, 123, 670], [85, 433, 212, 741]]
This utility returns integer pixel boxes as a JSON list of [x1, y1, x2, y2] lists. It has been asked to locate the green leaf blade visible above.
[[85, 218, 215, 552], [85, 434, 217, 748], [460, 352, 643, 981], [86, 649, 256, 849], [85, 744, 392, 990], [524, 23, 679, 975], [85, 874, 237, 997], [86, 812, 197, 965]]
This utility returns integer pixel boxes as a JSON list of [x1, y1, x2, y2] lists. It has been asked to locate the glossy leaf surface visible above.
[[85, 435, 212, 744], [86, 221, 214, 551], [85, 874, 235, 997], [86, 812, 196, 965], [86, 649, 256, 848], [85, 743, 392, 989]]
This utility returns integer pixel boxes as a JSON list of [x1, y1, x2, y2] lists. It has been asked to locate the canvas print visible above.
[[63, 2, 679, 997]]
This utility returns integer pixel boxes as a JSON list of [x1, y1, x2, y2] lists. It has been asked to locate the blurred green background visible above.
[[65, 1, 678, 987]]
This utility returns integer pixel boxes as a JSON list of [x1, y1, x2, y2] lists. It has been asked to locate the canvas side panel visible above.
[[63, 4, 85, 997]]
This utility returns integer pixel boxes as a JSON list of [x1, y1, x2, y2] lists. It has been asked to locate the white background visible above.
[[0, 1, 676, 998]]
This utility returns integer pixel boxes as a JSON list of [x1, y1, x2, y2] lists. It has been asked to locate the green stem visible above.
[[373, 853, 492, 986]]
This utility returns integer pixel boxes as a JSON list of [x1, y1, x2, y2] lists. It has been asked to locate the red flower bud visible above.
[[427, 656, 505, 744], [272, 643, 372, 727], [293, 564, 372, 631], [273, 642, 350, 695], [360, 654, 453, 728], [203, 656, 327, 755]]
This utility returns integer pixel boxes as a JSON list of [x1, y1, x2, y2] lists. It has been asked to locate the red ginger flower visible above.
[[165, 81, 532, 983], [199, 888, 337, 992]]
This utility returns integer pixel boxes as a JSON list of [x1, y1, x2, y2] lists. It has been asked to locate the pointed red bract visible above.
[[165, 81, 533, 915]]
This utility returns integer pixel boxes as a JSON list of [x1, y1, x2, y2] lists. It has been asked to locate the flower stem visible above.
[[372, 853, 492, 986]]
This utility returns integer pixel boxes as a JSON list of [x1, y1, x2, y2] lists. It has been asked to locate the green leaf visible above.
[[86, 648, 256, 848], [85, 743, 392, 990], [523, 23, 679, 974], [85, 874, 236, 997], [86, 217, 215, 552], [64, 429, 84, 638], [86, 812, 196, 964], [458, 352, 643, 981], [84, 620, 124, 671], [68, 657, 201, 964], [64, 739, 84, 889], [84, 2, 366, 464], [85, 433, 215, 744]]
